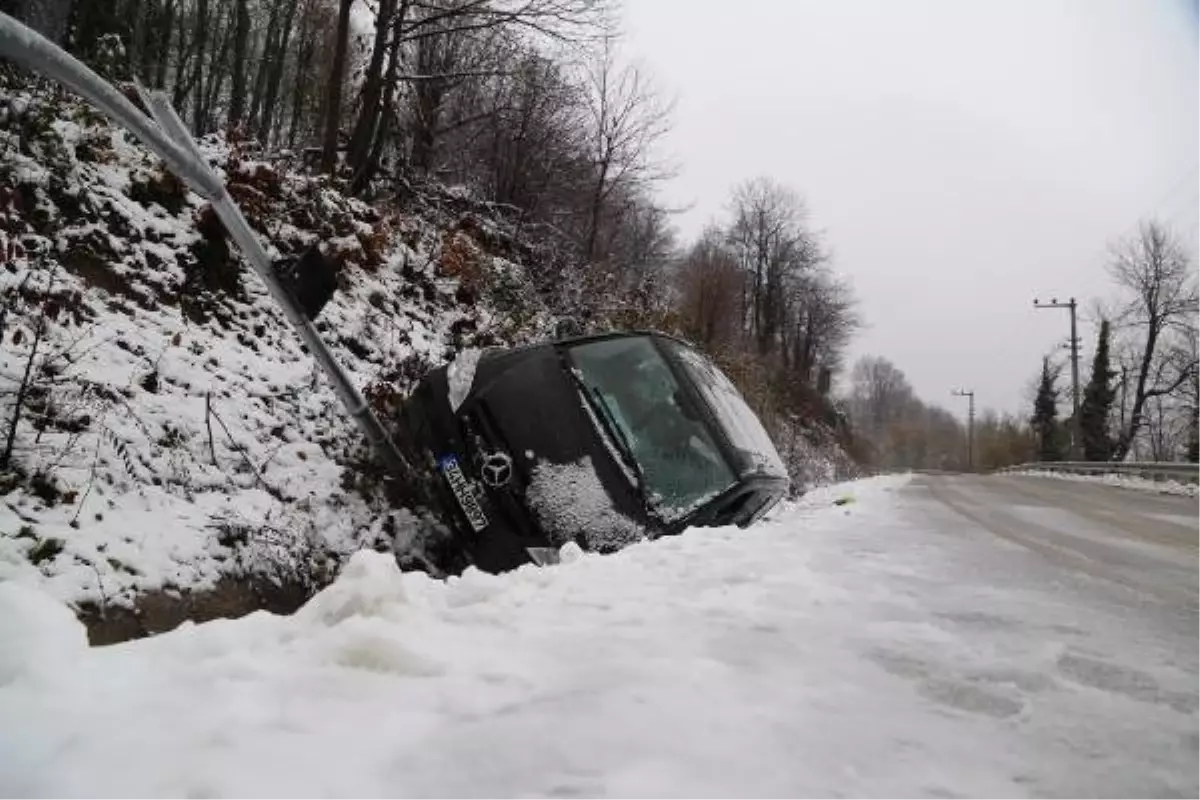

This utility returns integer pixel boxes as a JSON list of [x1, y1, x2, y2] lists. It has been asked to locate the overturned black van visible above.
[[396, 331, 790, 574]]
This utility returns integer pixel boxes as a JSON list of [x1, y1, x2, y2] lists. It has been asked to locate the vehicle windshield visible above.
[[661, 339, 789, 478], [567, 336, 737, 520]]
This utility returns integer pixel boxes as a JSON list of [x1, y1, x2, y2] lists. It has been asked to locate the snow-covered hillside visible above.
[[0, 75, 857, 640], [0, 77, 554, 626]]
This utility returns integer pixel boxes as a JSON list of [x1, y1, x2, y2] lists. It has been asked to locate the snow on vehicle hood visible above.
[[525, 456, 646, 551]]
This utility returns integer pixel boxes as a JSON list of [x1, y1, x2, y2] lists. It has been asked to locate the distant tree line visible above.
[[846, 217, 1198, 472], [840, 355, 1033, 473]]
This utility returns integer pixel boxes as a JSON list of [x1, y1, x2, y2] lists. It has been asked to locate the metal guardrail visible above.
[[1000, 462, 1200, 484]]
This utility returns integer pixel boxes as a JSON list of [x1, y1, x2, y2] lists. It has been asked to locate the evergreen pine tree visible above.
[[1032, 358, 1064, 462], [1080, 320, 1117, 461]]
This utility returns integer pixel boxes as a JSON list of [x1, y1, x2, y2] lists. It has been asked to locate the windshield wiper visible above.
[[584, 384, 645, 487]]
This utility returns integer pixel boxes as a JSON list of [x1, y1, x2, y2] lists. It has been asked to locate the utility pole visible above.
[[1034, 297, 1081, 459], [952, 388, 975, 471]]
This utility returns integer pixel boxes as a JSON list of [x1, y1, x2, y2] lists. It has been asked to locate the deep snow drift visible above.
[[2, 474, 1195, 798]]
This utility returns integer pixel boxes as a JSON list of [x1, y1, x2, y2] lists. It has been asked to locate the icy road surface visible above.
[[0, 474, 1196, 798]]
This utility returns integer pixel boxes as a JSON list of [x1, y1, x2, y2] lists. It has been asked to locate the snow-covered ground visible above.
[[1012, 468, 1198, 497], [0, 81, 552, 609], [2, 473, 1195, 798]]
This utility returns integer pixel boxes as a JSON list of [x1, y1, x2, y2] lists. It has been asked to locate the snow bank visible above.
[[1014, 469, 1198, 497], [2, 471, 1195, 797], [0, 580, 88, 686]]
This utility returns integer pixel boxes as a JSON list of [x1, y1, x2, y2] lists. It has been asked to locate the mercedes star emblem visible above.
[[480, 451, 513, 488]]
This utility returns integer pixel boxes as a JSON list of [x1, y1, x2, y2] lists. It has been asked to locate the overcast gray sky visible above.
[[621, 0, 1199, 418]]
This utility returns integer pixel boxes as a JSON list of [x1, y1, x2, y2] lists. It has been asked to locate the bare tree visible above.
[[849, 355, 915, 444], [226, 0, 250, 130], [783, 267, 858, 384], [677, 227, 743, 351], [1190, 379, 1200, 465], [1108, 221, 1199, 460], [475, 51, 586, 215], [342, 0, 607, 191], [319, 0, 355, 173], [1143, 394, 1190, 461], [190, 0, 210, 130], [10, 0, 73, 44], [254, 0, 301, 145], [581, 35, 673, 263], [347, 0, 404, 174], [728, 178, 810, 355]]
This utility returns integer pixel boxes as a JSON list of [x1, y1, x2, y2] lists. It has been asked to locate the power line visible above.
[[1072, 162, 1199, 281]]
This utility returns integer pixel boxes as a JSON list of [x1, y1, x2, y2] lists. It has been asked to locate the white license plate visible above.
[[438, 454, 488, 532]]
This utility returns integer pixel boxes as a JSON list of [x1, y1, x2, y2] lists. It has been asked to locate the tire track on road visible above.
[[993, 476, 1198, 554], [923, 476, 1198, 608]]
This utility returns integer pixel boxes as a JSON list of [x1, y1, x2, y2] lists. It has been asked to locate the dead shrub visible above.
[[437, 230, 490, 297], [357, 219, 392, 271]]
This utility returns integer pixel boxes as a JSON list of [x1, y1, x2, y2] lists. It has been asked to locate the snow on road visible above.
[[1, 474, 1196, 798]]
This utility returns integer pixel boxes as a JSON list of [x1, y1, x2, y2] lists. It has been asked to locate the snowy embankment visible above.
[[0, 79, 549, 618], [1, 80, 858, 631], [1012, 469, 1198, 498], [7, 471, 1194, 798]]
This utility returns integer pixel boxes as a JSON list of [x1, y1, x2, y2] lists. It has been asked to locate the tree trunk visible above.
[[126, 0, 145, 80], [348, 0, 400, 175], [410, 82, 444, 174], [585, 160, 609, 261], [170, 3, 191, 107], [350, 11, 405, 194], [256, 0, 301, 147], [1113, 321, 1160, 460], [320, 0, 355, 174], [191, 0, 209, 131], [155, 0, 175, 88], [1190, 369, 1200, 463], [199, 4, 232, 134], [13, 0, 74, 45], [248, 0, 285, 132], [228, 0, 250, 130], [287, 17, 314, 151]]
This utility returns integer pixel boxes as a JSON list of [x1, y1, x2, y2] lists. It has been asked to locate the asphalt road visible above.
[[921, 473, 1197, 608], [859, 472, 1200, 796]]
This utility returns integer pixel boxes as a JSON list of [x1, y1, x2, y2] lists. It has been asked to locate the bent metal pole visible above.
[[0, 12, 412, 478]]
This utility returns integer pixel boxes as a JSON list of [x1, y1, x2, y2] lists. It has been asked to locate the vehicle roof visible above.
[[476, 328, 699, 362]]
